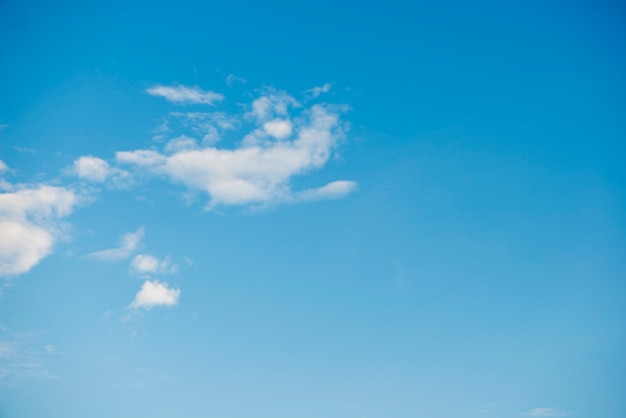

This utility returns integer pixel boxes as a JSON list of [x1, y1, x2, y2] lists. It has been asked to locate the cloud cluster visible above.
[[87, 227, 181, 311], [3, 83, 355, 319], [0, 167, 77, 277], [72, 85, 356, 209], [127, 248, 180, 309]]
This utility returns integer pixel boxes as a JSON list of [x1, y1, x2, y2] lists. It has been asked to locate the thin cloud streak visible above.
[[524, 408, 568, 417], [85, 227, 145, 261], [146, 85, 223, 105]]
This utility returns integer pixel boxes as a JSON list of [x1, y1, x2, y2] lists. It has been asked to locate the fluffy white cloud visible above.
[[130, 280, 180, 309], [130, 253, 177, 275], [86, 227, 144, 261], [0, 160, 8, 173], [73, 156, 109, 182], [306, 83, 332, 98], [72, 155, 131, 186], [0, 221, 53, 277], [0, 185, 76, 277], [524, 408, 568, 417], [146, 85, 223, 105], [263, 119, 292, 139]]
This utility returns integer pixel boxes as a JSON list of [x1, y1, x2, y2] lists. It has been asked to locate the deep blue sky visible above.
[[0, 1, 625, 417]]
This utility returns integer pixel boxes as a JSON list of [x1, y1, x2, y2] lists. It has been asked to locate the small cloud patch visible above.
[[130, 280, 180, 309], [130, 254, 177, 276]]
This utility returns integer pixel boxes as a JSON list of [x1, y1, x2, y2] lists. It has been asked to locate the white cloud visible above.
[[72, 155, 131, 187], [146, 85, 223, 105], [0, 185, 76, 277], [263, 119, 292, 139], [0, 222, 53, 277], [117, 101, 355, 208], [0, 160, 8, 173], [86, 227, 144, 261], [306, 83, 332, 98], [130, 280, 180, 309], [73, 156, 110, 182], [66, 87, 356, 210], [130, 254, 177, 275], [524, 408, 568, 417]]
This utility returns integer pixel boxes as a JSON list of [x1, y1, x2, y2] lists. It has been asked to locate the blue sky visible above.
[[0, 0, 625, 417]]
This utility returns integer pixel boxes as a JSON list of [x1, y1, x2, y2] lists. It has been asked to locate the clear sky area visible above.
[[0, 1, 625, 417]]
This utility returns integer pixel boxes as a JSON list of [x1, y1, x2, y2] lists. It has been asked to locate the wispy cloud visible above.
[[226, 74, 246, 85], [13, 146, 35, 154], [146, 84, 223, 105], [523, 408, 568, 417], [168, 111, 237, 144], [86, 227, 144, 261], [0, 184, 77, 277], [247, 88, 299, 122], [294, 180, 357, 202], [306, 83, 332, 98], [0, 330, 57, 382], [130, 280, 180, 309]]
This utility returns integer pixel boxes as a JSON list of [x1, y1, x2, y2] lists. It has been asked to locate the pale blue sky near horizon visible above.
[[0, 1, 625, 417]]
